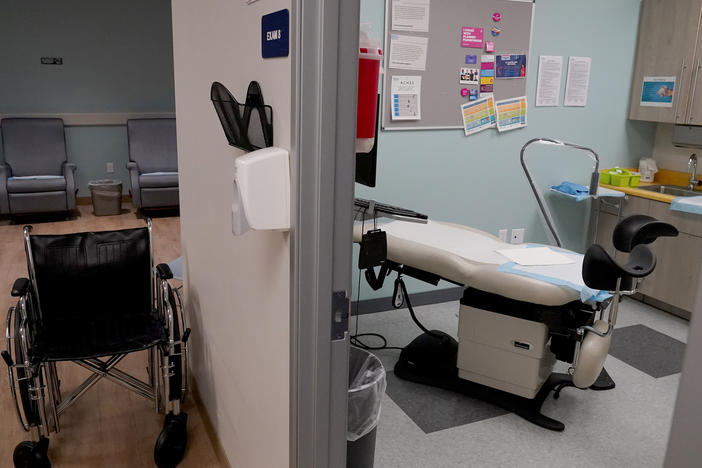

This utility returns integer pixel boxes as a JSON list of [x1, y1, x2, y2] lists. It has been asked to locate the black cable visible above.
[[397, 277, 445, 340], [351, 209, 403, 352]]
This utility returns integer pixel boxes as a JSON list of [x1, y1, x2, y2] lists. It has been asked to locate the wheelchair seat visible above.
[[34, 311, 165, 361]]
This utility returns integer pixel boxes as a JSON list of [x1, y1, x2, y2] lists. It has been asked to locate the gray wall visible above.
[[0, 0, 175, 195], [354, 0, 657, 301]]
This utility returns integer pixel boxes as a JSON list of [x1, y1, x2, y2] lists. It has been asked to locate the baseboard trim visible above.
[[351, 286, 463, 316], [190, 379, 232, 468], [0, 112, 175, 126], [632, 293, 691, 321], [77, 195, 132, 205]]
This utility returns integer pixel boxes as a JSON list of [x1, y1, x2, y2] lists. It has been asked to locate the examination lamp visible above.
[[520, 138, 600, 248]]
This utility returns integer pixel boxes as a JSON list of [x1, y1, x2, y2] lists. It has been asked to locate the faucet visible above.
[[689, 154, 699, 190]]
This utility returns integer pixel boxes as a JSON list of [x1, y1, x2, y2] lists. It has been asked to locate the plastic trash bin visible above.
[[88, 179, 122, 216], [347, 347, 386, 468]]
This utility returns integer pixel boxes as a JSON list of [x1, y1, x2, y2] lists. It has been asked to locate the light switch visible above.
[[106, 162, 114, 173]]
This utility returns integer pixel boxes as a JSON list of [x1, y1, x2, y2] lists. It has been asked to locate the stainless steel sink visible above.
[[636, 184, 700, 197]]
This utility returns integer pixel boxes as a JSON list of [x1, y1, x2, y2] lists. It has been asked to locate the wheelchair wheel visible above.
[[167, 287, 184, 403], [13, 437, 50, 468], [154, 412, 188, 468], [13, 309, 40, 427]]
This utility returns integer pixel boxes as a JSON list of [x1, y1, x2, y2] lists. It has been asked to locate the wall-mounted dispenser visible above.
[[232, 146, 290, 235]]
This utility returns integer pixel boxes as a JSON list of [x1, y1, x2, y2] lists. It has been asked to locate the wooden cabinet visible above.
[[596, 197, 702, 317], [638, 233, 702, 312], [629, 0, 702, 123]]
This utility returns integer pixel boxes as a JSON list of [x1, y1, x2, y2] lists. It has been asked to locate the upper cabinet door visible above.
[[629, 0, 702, 123], [687, 21, 702, 125]]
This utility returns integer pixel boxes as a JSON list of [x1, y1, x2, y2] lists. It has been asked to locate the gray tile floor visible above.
[[351, 297, 689, 468]]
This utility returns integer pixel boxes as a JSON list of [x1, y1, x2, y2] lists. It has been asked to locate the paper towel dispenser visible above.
[[673, 125, 702, 149], [232, 146, 290, 235]]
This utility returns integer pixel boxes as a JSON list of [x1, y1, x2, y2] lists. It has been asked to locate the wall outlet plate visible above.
[[106, 162, 114, 173], [498, 229, 508, 242], [511, 228, 525, 244]]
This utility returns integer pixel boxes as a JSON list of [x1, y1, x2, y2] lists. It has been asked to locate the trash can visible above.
[[88, 179, 122, 216], [347, 347, 386, 468]]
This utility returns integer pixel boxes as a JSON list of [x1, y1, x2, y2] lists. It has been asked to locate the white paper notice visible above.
[[392, 0, 431, 33], [496, 247, 575, 266], [389, 34, 429, 71], [564, 56, 591, 107], [391, 75, 422, 120], [535, 56, 563, 107]]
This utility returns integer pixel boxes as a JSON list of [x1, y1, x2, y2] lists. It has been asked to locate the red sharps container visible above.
[[356, 26, 382, 153]]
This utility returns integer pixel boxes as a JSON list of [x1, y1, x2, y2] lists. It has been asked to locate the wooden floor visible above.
[[0, 205, 224, 467]]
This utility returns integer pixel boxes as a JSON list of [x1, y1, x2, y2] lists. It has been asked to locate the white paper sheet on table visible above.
[[496, 247, 574, 266]]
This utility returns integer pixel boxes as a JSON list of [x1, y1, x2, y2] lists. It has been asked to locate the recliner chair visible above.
[[126, 119, 179, 211], [0, 118, 77, 216]]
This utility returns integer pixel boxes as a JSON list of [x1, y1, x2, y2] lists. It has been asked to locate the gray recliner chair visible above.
[[0, 118, 77, 216], [126, 118, 179, 211]]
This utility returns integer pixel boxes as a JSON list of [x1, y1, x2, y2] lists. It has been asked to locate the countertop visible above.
[[600, 168, 702, 204]]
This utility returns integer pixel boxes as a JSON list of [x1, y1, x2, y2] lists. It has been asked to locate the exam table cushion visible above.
[[354, 221, 589, 306]]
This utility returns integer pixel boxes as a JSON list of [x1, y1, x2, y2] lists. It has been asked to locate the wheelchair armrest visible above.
[[11, 278, 29, 297], [156, 263, 174, 280]]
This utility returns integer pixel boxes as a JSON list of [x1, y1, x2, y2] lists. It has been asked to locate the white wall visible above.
[[171, 1, 292, 467], [651, 124, 699, 171]]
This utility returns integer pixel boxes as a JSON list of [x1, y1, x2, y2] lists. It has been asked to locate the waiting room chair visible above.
[[2, 221, 191, 468], [0, 118, 77, 216], [127, 119, 179, 211]]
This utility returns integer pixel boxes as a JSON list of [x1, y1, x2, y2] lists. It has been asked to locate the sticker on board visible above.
[[262, 9, 290, 58]]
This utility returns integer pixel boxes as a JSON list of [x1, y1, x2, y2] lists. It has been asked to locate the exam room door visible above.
[[292, 0, 359, 467]]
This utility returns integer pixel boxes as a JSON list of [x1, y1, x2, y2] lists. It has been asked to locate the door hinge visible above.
[[331, 291, 349, 340]]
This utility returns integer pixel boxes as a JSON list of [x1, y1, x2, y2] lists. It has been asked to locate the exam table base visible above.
[[394, 331, 609, 432]]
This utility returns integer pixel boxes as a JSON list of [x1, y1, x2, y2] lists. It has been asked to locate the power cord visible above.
[[350, 209, 403, 352]]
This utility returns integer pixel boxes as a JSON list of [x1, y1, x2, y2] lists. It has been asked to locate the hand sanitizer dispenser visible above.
[[232, 146, 290, 235]]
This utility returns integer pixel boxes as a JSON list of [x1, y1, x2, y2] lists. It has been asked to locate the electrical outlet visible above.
[[106, 162, 114, 173], [498, 229, 508, 242], [511, 228, 525, 244]]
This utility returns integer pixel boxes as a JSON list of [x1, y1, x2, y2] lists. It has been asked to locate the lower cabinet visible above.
[[596, 196, 702, 317]]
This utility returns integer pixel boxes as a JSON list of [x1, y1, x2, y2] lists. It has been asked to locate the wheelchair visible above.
[[2, 220, 191, 468]]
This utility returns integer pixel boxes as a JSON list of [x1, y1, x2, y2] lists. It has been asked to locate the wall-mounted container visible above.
[[232, 146, 290, 235]]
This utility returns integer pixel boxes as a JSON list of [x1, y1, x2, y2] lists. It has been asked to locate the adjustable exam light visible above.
[[520, 138, 600, 248]]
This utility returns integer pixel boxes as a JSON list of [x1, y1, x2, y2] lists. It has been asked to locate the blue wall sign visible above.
[[262, 9, 289, 59]]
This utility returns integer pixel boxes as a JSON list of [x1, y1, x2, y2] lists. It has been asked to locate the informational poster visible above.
[[461, 27, 484, 48], [495, 96, 527, 132], [389, 34, 429, 71], [391, 75, 422, 120], [640, 76, 676, 107], [460, 96, 496, 136], [460, 67, 479, 85], [496, 54, 527, 78], [392, 0, 431, 33], [564, 56, 592, 107], [535, 56, 563, 107]]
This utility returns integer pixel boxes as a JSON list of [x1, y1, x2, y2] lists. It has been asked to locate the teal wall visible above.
[[0, 0, 175, 195], [354, 0, 657, 301]]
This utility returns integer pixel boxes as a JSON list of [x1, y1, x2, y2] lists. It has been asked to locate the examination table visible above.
[[353, 214, 677, 430]]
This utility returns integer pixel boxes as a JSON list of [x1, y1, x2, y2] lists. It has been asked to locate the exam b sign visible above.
[[262, 9, 290, 58]]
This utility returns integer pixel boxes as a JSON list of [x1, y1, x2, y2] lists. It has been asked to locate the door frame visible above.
[[289, 0, 360, 466]]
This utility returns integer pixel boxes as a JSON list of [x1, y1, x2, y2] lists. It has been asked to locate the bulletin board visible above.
[[382, 0, 534, 130]]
